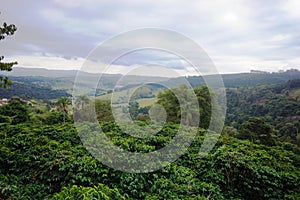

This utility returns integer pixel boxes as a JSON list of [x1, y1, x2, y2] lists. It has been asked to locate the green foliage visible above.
[[128, 101, 139, 120], [157, 85, 221, 128], [0, 98, 29, 124], [95, 100, 114, 122], [45, 111, 65, 125], [157, 85, 181, 124], [1, 87, 300, 199], [238, 117, 277, 146], [1, 118, 299, 199], [0, 174, 49, 200], [0, 114, 10, 123], [146, 165, 224, 200], [186, 69, 300, 88], [0, 81, 70, 99], [0, 14, 17, 89], [55, 96, 71, 122], [226, 79, 300, 147], [198, 136, 300, 199], [131, 85, 155, 99], [51, 184, 125, 200]]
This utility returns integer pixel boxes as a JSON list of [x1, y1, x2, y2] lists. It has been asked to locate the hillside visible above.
[[185, 68, 300, 88], [0, 80, 70, 100], [226, 79, 300, 148], [3, 68, 300, 89], [0, 93, 299, 199]]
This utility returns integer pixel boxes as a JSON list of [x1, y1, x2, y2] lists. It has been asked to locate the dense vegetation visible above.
[[1, 69, 300, 100], [186, 69, 300, 88], [226, 79, 300, 152], [0, 121, 299, 199], [0, 78, 300, 199], [0, 81, 70, 100]]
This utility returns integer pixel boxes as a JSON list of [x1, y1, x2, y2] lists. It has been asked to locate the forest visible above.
[[0, 78, 300, 199], [1, 1, 300, 199]]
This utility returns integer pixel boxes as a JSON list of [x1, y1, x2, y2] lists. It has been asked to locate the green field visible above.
[[97, 85, 161, 107], [137, 97, 156, 107], [290, 88, 300, 100]]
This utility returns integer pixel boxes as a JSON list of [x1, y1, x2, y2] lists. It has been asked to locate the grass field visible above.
[[137, 98, 156, 107], [290, 88, 300, 100], [98, 93, 156, 107], [96, 84, 162, 107]]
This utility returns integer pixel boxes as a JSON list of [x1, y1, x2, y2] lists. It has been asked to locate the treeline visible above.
[[3, 69, 300, 100], [226, 79, 300, 151], [75, 81, 300, 151], [163, 68, 300, 89], [0, 81, 70, 100], [74, 85, 219, 130]]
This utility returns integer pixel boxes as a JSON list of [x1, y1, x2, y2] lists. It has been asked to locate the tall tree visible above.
[[0, 14, 17, 89], [95, 100, 114, 122], [0, 98, 29, 124], [238, 117, 277, 146], [74, 95, 90, 110], [55, 96, 71, 122], [128, 101, 139, 120], [157, 85, 211, 127]]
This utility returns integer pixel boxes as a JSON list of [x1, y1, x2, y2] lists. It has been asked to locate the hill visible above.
[[226, 79, 300, 147], [1, 67, 300, 100], [185, 68, 300, 88], [0, 80, 70, 100]]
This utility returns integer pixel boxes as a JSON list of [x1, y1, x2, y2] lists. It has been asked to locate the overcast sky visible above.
[[1, 0, 300, 75]]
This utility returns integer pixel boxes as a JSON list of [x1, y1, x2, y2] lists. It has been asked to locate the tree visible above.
[[156, 85, 212, 127], [55, 97, 71, 122], [95, 100, 114, 122], [157, 87, 180, 123], [51, 184, 126, 200], [128, 101, 139, 120], [0, 98, 29, 124], [45, 111, 65, 125], [238, 117, 277, 146], [74, 95, 90, 110], [194, 86, 212, 129], [0, 14, 17, 89]]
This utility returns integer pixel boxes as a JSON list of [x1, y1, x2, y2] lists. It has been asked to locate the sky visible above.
[[1, 0, 300, 76]]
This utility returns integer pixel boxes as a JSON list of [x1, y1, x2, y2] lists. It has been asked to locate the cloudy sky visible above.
[[1, 0, 300, 75]]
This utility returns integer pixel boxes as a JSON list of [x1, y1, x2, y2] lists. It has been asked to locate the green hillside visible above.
[[0, 97, 299, 199], [0, 81, 70, 100]]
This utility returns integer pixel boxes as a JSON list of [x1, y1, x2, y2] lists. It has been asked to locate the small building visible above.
[[0, 98, 9, 106]]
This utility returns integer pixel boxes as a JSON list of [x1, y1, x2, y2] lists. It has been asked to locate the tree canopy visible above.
[[0, 79, 300, 199], [0, 14, 17, 89]]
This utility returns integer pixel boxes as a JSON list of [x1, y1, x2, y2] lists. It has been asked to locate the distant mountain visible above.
[[1, 67, 79, 78], [182, 69, 300, 88], [0, 81, 70, 100], [1, 67, 300, 100], [0, 67, 171, 98], [3, 67, 300, 88]]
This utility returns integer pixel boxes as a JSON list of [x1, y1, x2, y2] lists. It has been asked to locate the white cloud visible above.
[[212, 55, 300, 74], [6, 55, 84, 70], [268, 34, 291, 42], [53, 0, 99, 8], [1, 0, 300, 74], [282, 0, 300, 19]]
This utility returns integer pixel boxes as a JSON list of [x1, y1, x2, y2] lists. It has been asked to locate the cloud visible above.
[[1, 0, 300, 75], [5, 55, 84, 70], [282, 0, 300, 19]]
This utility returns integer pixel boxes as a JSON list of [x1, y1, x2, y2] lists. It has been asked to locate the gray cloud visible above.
[[1, 0, 300, 73]]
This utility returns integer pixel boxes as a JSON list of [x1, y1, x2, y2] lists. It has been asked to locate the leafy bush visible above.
[[51, 184, 125, 200]]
